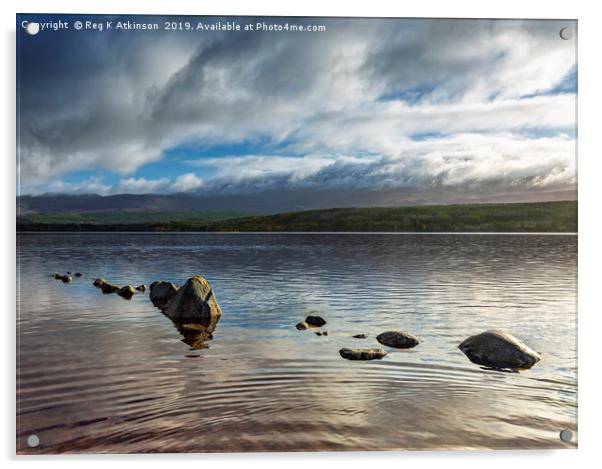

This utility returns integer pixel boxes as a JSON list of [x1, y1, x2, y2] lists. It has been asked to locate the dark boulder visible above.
[[52, 273, 62, 280], [376, 331, 420, 349], [459, 330, 541, 370], [117, 286, 136, 299], [149, 281, 179, 310], [305, 315, 327, 327], [339, 348, 387, 360], [163, 276, 221, 325]]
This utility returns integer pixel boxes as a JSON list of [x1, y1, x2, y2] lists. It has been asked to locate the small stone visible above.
[[52, 273, 62, 280], [135, 284, 146, 292], [100, 282, 120, 294], [315, 331, 329, 336], [296, 321, 309, 330], [339, 348, 387, 361], [74, 272, 83, 277], [117, 285, 136, 299], [376, 331, 420, 349], [93, 278, 105, 288], [305, 315, 327, 327], [61, 275, 72, 283], [352, 334, 368, 339]]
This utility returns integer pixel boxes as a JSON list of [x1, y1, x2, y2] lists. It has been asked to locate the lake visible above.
[[16, 233, 577, 453]]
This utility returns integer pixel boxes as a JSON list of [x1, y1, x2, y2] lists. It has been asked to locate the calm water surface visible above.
[[17, 233, 577, 453]]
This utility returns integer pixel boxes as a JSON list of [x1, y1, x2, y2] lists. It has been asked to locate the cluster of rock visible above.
[[51, 271, 541, 371], [338, 331, 419, 361], [93, 278, 146, 299], [62, 273, 222, 349], [51, 271, 82, 283], [294, 314, 540, 371]]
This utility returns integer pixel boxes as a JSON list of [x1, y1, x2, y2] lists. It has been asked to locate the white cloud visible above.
[[24, 176, 113, 196], [112, 177, 170, 194], [170, 173, 204, 192]]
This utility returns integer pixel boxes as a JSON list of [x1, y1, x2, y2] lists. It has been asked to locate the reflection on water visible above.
[[174, 318, 220, 350], [16, 233, 577, 453]]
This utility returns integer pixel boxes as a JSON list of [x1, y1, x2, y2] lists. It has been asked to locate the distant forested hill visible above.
[[17, 201, 577, 233]]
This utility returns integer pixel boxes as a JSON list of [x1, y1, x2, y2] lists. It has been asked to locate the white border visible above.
[[3, 1, 600, 468]]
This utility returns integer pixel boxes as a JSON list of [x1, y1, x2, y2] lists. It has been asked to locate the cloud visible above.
[[27, 176, 113, 196], [112, 177, 171, 194], [184, 132, 575, 195], [17, 16, 577, 204], [170, 173, 204, 192]]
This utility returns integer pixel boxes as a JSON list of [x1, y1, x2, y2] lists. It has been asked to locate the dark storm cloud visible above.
[[17, 15, 576, 202]]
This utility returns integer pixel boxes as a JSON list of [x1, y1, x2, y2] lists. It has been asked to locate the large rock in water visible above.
[[149, 281, 179, 310], [376, 331, 420, 349], [163, 276, 222, 325], [339, 348, 387, 360], [458, 330, 541, 370]]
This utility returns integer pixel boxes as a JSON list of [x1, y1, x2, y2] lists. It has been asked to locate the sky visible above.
[[17, 15, 577, 209]]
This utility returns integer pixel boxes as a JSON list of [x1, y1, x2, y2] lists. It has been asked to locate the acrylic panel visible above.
[[16, 14, 577, 453]]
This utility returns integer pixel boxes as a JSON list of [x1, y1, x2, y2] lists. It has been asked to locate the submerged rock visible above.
[[52, 273, 62, 280], [149, 281, 179, 310], [296, 321, 309, 330], [60, 274, 72, 283], [135, 284, 146, 292], [315, 331, 328, 336], [458, 330, 541, 370], [100, 282, 120, 294], [352, 334, 368, 339], [117, 285, 136, 299], [305, 315, 327, 327], [164, 276, 222, 325], [93, 278, 105, 288], [339, 348, 387, 361], [74, 272, 83, 277], [376, 331, 420, 349]]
